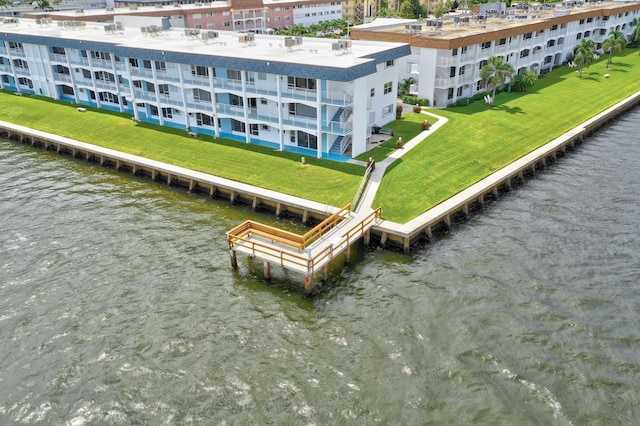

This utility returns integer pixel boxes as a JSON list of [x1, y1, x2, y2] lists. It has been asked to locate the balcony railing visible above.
[[8, 48, 25, 58], [187, 101, 213, 112], [53, 72, 72, 83], [282, 115, 317, 130], [322, 119, 352, 135], [434, 77, 455, 89], [68, 57, 90, 67], [49, 53, 67, 63], [215, 103, 245, 117]]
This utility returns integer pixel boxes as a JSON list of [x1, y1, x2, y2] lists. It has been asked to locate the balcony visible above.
[[215, 103, 245, 118], [322, 119, 352, 135], [68, 57, 90, 67], [282, 115, 317, 131], [49, 53, 67, 63], [8, 48, 25, 58], [437, 56, 458, 67], [186, 101, 213, 112], [434, 77, 455, 89], [94, 80, 117, 90], [53, 72, 73, 83], [13, 67, 30, 76]]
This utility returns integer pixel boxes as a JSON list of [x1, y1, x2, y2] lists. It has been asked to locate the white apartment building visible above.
[[352, 2, 640, 107], [0, 19, 410, 159]]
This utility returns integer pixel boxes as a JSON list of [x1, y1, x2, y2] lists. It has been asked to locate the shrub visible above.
[[396, 102, 403, 119], [401, 95, 429, 107], [412, 104, 422, 113]]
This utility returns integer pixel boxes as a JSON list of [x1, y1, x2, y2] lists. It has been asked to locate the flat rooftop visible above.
[[353, 1, 640, 41], [1, 18, 407, 70]]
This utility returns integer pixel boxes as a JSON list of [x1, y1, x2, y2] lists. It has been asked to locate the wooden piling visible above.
[[263, 261, 270, 280], [230, 250, 237, 269]]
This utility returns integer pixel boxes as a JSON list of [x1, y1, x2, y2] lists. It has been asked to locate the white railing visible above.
[[352, 160, 373, 210]]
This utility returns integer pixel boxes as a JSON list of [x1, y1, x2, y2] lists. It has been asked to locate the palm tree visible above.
[[479, 56, 515, 105], [602, 29, 627, 69], [398, 77, 414, 97], [511, 71, 538, 92], [34, 0, 51, 11], [629, 18, 640, 51], [573, 38, 596, 78]]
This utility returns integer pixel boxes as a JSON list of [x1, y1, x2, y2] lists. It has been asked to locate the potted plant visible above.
[[412, 104, 422, 113], [396, 137, 404, 149], [422, 120, 430, 130]]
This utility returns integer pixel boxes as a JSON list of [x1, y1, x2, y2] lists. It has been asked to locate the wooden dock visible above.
[[227, 204, 382, 293]]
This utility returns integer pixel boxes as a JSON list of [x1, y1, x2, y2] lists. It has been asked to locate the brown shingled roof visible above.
[[229, 0, 267, 11]]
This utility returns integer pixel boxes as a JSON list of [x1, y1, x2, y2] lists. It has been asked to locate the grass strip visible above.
[[375, 49, 640, 223], [0, 94, 363, 207]]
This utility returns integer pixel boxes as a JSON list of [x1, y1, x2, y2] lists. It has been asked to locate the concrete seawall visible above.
[[2, 89, 639, 254], [372, 90, 640, 252]]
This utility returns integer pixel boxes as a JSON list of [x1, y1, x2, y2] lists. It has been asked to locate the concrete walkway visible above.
[[353, 110, 448, 216]]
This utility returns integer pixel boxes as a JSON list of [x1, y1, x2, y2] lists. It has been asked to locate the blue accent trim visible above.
[[0, 34, 411, 82]]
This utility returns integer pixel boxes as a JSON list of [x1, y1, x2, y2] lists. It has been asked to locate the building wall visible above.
[[355, 3, 640, 107], [0, 31, 409, 159]]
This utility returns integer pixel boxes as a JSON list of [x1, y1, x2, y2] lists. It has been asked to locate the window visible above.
[[13, 59, 28, 69], [587, 17, 594, 23], [547, 39, 556, 47], [584, 31, 591, 37], [520, 49, 530, 58], [193, 88, 211, 102], [250, 124, 259, 136], [231, 119, 246, 133], [143, 60, 152, 70], [260, 98, 267, 105], [452, 48, 458, 56], [523, 32, 532, 40], [287, 76, 316, 90], [224, 21, 231, 27], [383, 81, 393, 94], [296, 131, 317, 149], [162, 107, 173, 118], [155, 61, 166, 72], [52, 46, 65, 55], [498, 38, 506, 45], [382, 104, 393, 116], [227, 69, 242, 81], [457, 86, 463, 97], [196, 113, 213, 126], [459, 65, 465, 75], [576, 33, 582, 40], [579, 19, 585, 25], [133, 80, 142, 89], [481, 41, 491, 49], [150, 105, 158, 116], [450, 66, 456, 78], [551, 24, 558, 31], [8, 42, 23, 49], [145, 82, 155, 92], [191, 65, 209, 77], [91, 51, 111, 61], [229, 94, 243, 107], [99, 92, 119, 104], [159, 84, 169, 96], [386, 59, 394, 67], [448, 88, 454, 99], [129, 58, 139, 67], [18, 77, 33, 88], [370, 88, 375, 97]]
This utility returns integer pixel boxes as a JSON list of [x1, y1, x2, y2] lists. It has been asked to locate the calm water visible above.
[[1, 108, 640, 424]]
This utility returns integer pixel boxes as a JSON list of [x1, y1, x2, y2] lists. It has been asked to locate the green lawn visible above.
[[2, 49, 639, 222], [375, 48, 640, 223], [355, 112, 438, 163], [0, 95, 363, 207]]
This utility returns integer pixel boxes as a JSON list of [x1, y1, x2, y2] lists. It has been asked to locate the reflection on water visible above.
[[1, 107, 640, 424]]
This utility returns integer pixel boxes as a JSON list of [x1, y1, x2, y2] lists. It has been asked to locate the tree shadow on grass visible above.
[[494, 104, 526, 115]]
